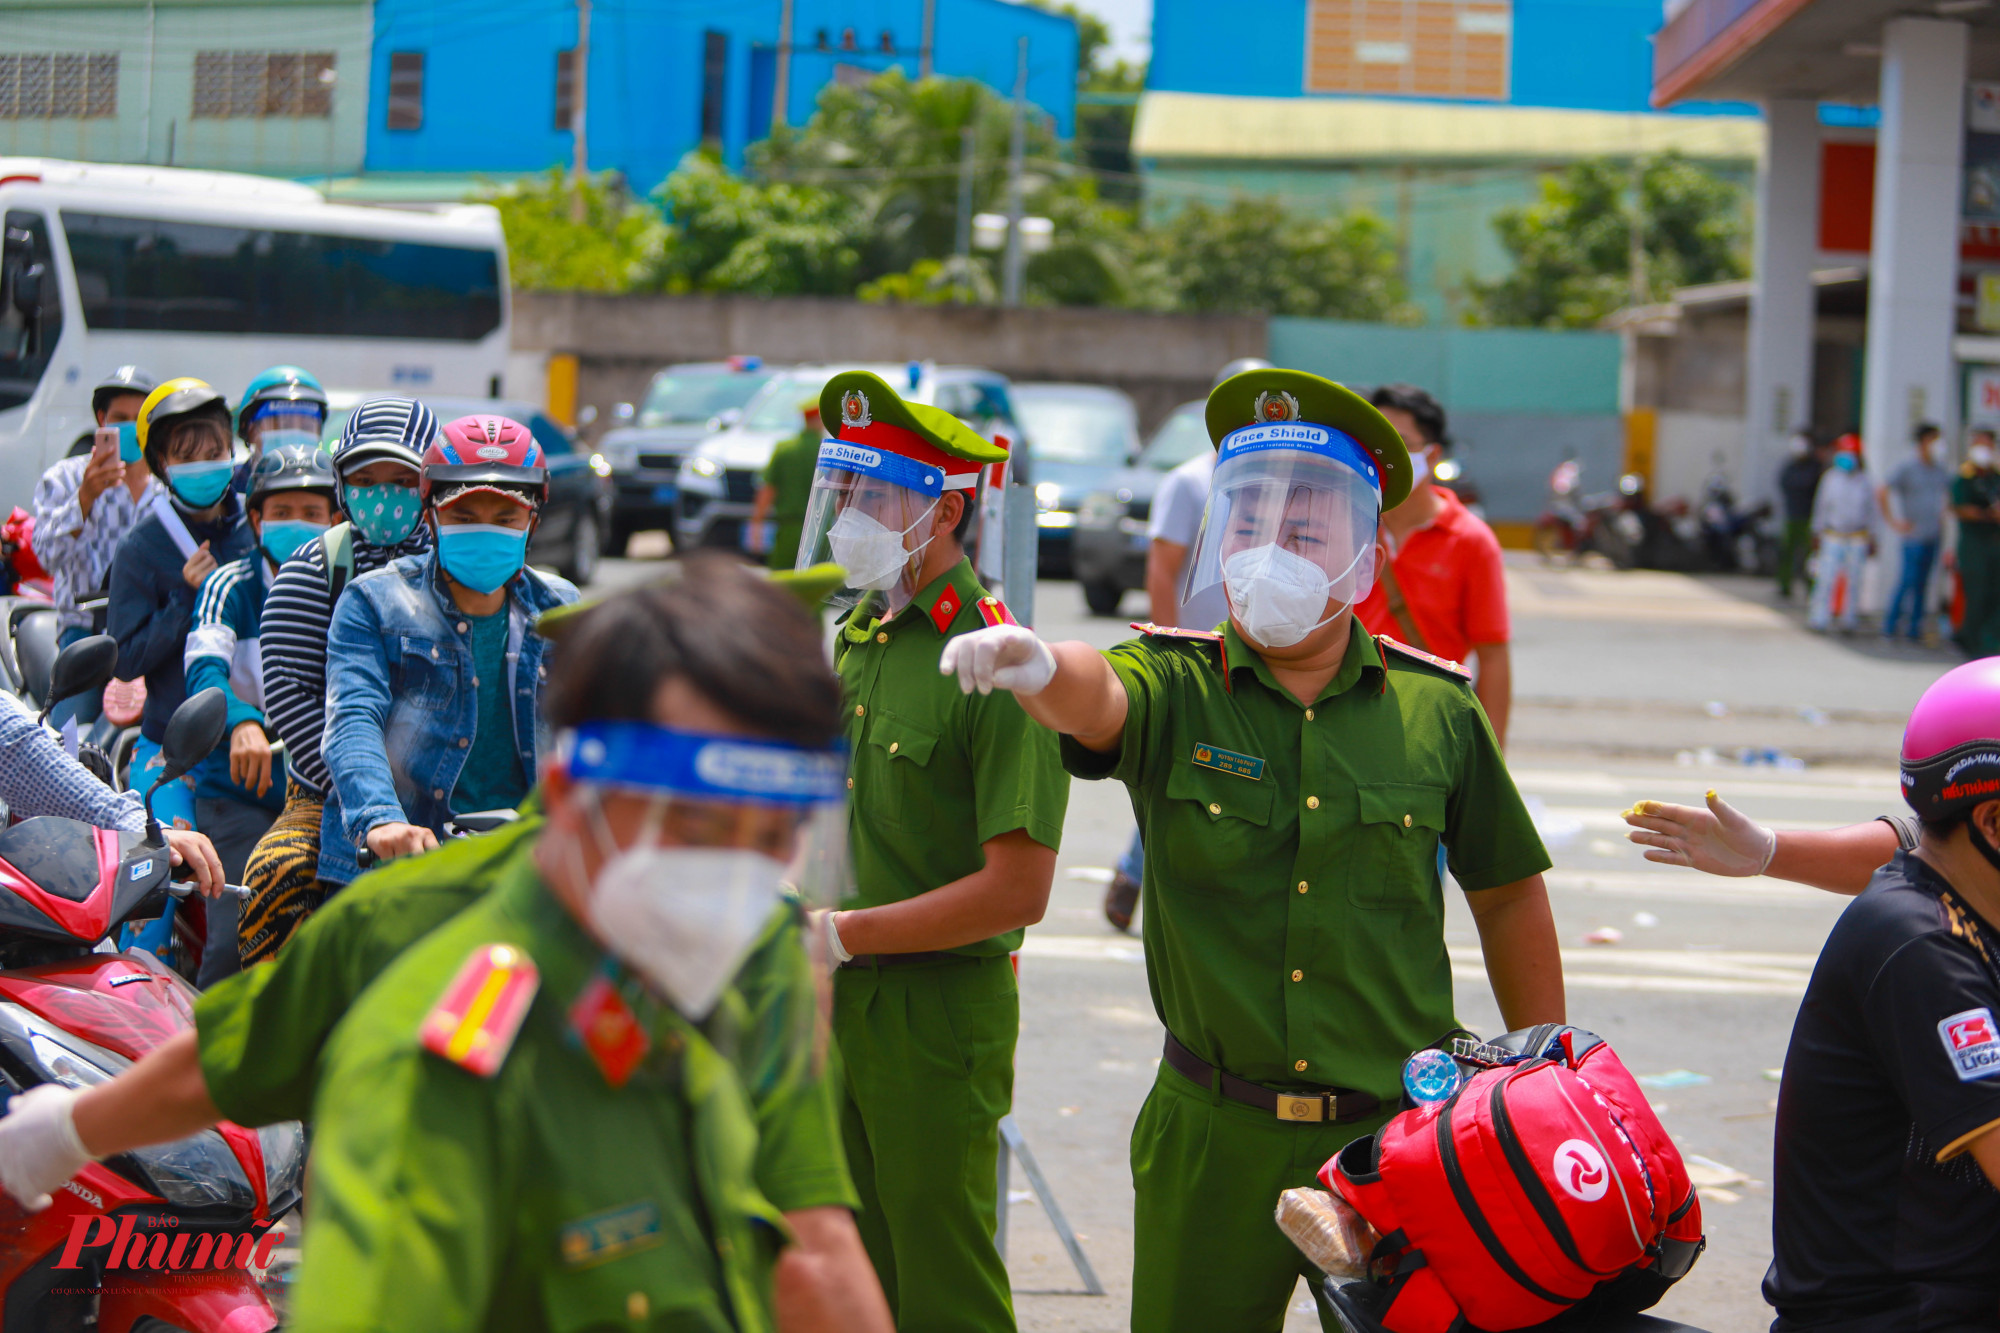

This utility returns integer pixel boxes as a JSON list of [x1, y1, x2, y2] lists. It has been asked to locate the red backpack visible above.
[[1322, 1025, 1705, 1333]]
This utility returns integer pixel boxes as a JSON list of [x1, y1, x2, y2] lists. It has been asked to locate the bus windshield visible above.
[[61, 211, 501, 342], [638, 369, 774, 427]]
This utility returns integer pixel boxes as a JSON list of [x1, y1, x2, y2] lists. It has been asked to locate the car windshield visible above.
[[638, 369, 774, 427], [1138, 407, 1211, 471], [743, 370, 846, 432], [1014, 390, 1134, 466]]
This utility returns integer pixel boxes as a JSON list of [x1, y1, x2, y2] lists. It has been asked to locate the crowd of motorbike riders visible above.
[[0, 358, 1980, 1333]]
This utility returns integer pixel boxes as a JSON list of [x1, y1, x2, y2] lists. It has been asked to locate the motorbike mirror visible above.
[[39, 633, 118, 723], [156, 687, 229, 786]]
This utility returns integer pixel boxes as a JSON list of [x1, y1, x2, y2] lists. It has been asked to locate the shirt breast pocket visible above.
[[541, 1249, 733, 1333], [1350, 783, 1448, 910], [395, 635, 455, 712], [1159, 762, 1273, 894], [863, 712, 940, 834]]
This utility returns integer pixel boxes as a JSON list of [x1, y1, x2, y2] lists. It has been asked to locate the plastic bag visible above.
[[1276, 1186, 1380, 1281]]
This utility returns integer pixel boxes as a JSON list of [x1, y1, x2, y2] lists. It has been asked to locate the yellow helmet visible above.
[[135, 377, 230, 456]]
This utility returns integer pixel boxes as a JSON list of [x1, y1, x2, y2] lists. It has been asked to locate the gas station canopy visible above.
[[1655, 0, 2000, 105]]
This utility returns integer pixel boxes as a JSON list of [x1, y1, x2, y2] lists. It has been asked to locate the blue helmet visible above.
[[236, 365, 328, 439]]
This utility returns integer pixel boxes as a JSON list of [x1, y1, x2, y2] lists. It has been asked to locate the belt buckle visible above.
[[1274, 1092, 1326, 1123]]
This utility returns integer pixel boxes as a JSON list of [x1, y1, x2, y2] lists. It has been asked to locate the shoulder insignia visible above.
[[976, 595, 1017, 628], [1130, 622, 1232, 692], [929, 584, 964, 635], [1377, 635, 1472, 680], [420, 943, 540, 1078]]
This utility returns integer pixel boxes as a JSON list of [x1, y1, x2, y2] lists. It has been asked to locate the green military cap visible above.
[[820, 371, 1009, 478], [535, 562, 847, 640], [1204, 368, 1413, 510]]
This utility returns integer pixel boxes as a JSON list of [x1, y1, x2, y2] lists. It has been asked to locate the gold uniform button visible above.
[[1304, 708, 1315, 721], [626, 1291, 649, 1320], [1403, 814, 1413, 827], [1297, 880, 1308, 893], [845, 777, 854, 789], [1291, 969, 1303, 982], [1208, 802, 1221, 815], [1306, 796, 1319, 810], [1295, 1059, 1309, 1072], [889, 741, 900, 754], [854, 704, 866, 717], [876, 631, 888, 643]]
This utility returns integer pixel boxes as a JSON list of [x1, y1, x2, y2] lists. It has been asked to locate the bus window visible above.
[[60, 212, 501, 342], [0, 212, 64, 414]]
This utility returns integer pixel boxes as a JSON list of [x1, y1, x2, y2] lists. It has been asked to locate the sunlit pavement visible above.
[[587, 547, 1951, 1332]]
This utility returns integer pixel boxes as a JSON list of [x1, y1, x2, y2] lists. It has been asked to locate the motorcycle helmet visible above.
[[422, 416, 549, 512], [91, 364, 158, 420], [1901, 658, 2000, 824], [135, 378, 232, 478], [331, 396, 438, 516], [236, 365, 328, 441], [247, 439, 339, 509]]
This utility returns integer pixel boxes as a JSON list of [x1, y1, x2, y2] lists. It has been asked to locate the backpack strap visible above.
[[320, 521, 356, 601]]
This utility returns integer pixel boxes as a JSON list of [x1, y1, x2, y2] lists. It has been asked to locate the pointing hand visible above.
[[938, 624, 1058, 697]]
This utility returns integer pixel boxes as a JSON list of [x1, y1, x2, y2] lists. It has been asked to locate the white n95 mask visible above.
[[825, 505, 936, 591], [1222, 537, 1374, 649]]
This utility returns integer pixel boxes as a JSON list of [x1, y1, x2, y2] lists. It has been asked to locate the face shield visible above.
[[558, 721, 851, 1026], [1182, 423, 1383, 648], [797, 438, 976, 613], [245, 401, 325, 446]]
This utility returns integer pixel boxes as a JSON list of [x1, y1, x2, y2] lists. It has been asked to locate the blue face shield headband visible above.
[[815, 439, 946, 497], [1215, 421, 1382, 495], [561, 721, 848, 807]]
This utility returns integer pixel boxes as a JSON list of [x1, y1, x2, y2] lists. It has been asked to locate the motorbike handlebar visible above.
[[166, 881, 252, 901]]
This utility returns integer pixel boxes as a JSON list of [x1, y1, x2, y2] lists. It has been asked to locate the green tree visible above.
[[489, 168, 667, 293], [1468, 152, 1748, 328], [1029, 0, 1145, 202], [650, 153, 861, 296], [1141, 196, 1420, 322]]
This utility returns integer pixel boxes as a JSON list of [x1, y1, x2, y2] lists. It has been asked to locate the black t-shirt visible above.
[[1765, 852, 2000, 1330]]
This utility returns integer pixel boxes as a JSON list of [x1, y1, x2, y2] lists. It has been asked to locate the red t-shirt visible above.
[[1354, 485, 1510, 665]]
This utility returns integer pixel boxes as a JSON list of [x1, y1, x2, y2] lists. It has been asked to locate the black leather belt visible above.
[[1163, 1033, 1381, 1124], [837, 950, 967, 970]]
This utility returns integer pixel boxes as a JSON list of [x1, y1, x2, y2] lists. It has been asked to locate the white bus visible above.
[[0, 158, 509, 511]]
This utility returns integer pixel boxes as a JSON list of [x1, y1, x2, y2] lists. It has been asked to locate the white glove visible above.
[[0, 1084, 97, 1211], [1623, 790, 1777, 877], [938, 624, 1058, 696], [808, 909, 853, 965]]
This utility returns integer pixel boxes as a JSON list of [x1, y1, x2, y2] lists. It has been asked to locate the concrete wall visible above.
[[510, 291, 1266, 438]]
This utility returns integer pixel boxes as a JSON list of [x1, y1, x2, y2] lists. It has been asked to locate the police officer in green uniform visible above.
[[794, 371, 1070, 1332], [0, 565, 892, 1333], [752, 404, 823, 571], [1953, 433, 2000, 655], [939, 368, 1564, 1332]]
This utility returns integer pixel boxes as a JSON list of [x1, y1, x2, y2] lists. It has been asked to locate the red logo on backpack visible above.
[[1320, 1026, 1705, 1333]]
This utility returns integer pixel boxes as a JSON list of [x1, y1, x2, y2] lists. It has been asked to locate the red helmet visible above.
[[422, 415, 548, 510], [1901, 658, 2000, 821]]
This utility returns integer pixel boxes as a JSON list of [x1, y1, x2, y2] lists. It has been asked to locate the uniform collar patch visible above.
[[929, 583, 963, 634], [569, 970, 651, 1088]]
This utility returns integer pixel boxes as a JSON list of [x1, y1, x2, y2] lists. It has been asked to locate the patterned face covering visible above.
[[346, 483, 422, 547]]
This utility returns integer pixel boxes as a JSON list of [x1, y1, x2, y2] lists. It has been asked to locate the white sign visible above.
[[1968, 367, 2000, 427], [1972, 83, 2000, 133]]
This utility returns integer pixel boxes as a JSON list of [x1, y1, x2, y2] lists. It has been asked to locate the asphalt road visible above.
[[585, 549, 1957, 1333]]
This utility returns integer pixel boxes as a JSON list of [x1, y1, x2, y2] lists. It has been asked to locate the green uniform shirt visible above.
[[195, 816, 854, 1220], [835, 558, 1070, 955], [1062, 618, 1549, 1098], [1955, 469, 2000, 544], [762, 427, 820, 572], [292, 854, 849, 1333]]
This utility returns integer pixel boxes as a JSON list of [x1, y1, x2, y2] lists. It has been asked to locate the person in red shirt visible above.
[[1354, 384, 1513, 743]]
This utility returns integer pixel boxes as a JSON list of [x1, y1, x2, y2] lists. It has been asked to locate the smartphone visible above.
[[92, 425, 121, 464], [96, 420, 141, 463]]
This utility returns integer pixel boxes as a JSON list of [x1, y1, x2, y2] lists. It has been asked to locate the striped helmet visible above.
[[331, 397, 438, 515]]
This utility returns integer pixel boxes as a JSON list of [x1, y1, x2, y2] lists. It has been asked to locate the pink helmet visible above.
[[1900, 658, 2000, 820], [422, 415, 548, 510]]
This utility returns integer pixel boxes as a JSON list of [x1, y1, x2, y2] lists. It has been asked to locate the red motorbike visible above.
[[0, 636, 301, 1332]]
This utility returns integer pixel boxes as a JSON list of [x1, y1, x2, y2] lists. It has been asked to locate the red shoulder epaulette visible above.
[[976, 595, 1017, 628], [1130, 622, 1231, 691], [420, 943, 540, 1078], [1377, 635, 1472, 680]]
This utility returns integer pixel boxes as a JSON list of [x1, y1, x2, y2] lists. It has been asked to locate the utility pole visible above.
[[773, 0, 793, 130], [920, 0, 936, 77], [1001, 37, 1028, 307], [570, 0, 591, 224], [953, 124, 976, 303]]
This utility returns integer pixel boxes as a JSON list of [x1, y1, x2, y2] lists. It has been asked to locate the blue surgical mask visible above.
[[115, 421, 141, 463], [259, 518, 328, 565], [1834, 453, 1859, 472], [346, 483, 421, 547], [164, 458, 235, 509], [437, 524, 529, 595]]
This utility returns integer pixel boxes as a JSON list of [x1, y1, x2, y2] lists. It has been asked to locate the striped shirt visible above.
[[31, 458, 162, 633], [259, 527, 430, 799], [0, 690, 145, 833]]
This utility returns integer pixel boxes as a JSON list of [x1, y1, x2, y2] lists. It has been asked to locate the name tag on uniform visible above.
[[560, 1200, 663, 1268], [1191, 742, 1264, 780]]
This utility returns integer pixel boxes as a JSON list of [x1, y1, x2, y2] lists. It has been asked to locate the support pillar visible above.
[[1743, 99, 1820, 503], [1861, 17, 1968, 473]]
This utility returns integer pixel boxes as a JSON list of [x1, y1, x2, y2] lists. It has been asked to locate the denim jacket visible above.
[[319, 547, 577, 885]]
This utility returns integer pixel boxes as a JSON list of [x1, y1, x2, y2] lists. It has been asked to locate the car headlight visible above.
[[601, 441, 637, 470], [689, 457, 720, 479], [1035, 482, 1063, 512], [588, 453, 613, 478]]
